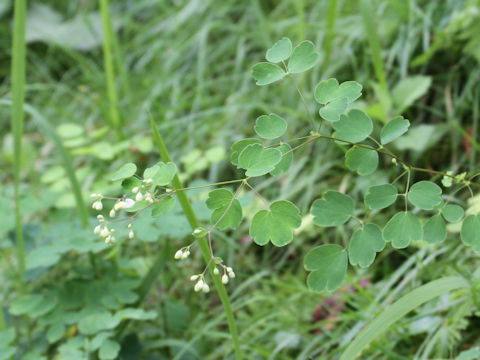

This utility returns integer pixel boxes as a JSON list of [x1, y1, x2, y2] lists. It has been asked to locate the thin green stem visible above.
[[11, 0, 27, 279], [149, 114, 242, 360]]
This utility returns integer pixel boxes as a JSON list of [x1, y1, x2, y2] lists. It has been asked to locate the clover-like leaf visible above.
[[304, 244, 347, 292], [441, 204, 464, 223], [266, 37, 292, 63], [348, 224, 385, 268], [423, 214, 446, 244], [249, 200, 301, 246], [237, 143, 282, 177], [365, 184, 398, 210], [319, 97, 348, 122], [383, 211, 422, 248], [111, 163, 136, 181], [254, 113, 287, 139], [78, 312, 119, 335], [345, 146, 378, 176], [314, 79, 362, 104], [461, 215, 480, 251], [143, 162, 177, 187], [380, 116, 410, 145], [252, 62, 286, 85], [270, 143, 293, 176], [230, 138, 262, 166], [206, 189, 242, 230], [151, 197, 176, 217], [311, 191, 354, 227], [408, 181, 443, 210], [99, 339, 121, 360], [332, 109, 373, 143], [287, 41, 319, 74]]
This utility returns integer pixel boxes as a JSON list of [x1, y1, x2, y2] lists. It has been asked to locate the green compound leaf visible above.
[[252, 62, 286, 85], [266, 37, 292, 63], [408, 181, 443, 210], [78, 312, 120, 335], [461, 214, 480, 251], [319, 97, 348, 122], [206, 189, 242, 230], [423, 214, 447, 244], [254, 113, 287, 139], [380, 116, 410, 145], [143, 161, 177, 187], [287, 40, 319, 74], [237, 143, 282, 177], [441, 204, 464, 223], [332, 109, 373, 143], [311, 191, 354, 227], [99, 339, 121, 360], [111, 163, 136, 181], [314, 78, 362, 104], [345, 147, 378, 176], [365, 184, 398, 210], [151, 197, 176, 217], [270, 143, 293, 176], [9, 294, 43, 316], [230, 138, 262, 166], [383, 211, 422, 248], [304, 244, 347, 292], [249, 200, 301, 247], [348, 224, 385, 268]]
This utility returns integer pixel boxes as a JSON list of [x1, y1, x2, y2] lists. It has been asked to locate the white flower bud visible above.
[[174, 249, 183, 260], [100, 227, 110, 238], [222, 274, 229, 284], [181, 250, 190, 259], [92, 200, 103, 211], [128, 223, 132, 229], [105, 235, 112, 244], [228, 271, 235, 279], [135, 192, 144, 202], [93, 225, 101, 235], [124, 198, 135, 209], [190, 275, 199, 281], [194, 280, 204, 292], [144, 178, 153, 185], [128, 230, 134, 239], [97, 214, 104, 221], [132, 186, 139, 194], [202, 283, 210, 293], [109, 209, 116, 218], [213, 267, 220, 275], [226, 267, 233, 273], [90, 193, 100, 198], [114, 201, 125, 211]]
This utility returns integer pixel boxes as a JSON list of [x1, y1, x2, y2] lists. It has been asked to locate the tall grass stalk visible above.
[[359, 0, 388, 92], [150, 114, 243, 360], [11, 0, 27, 278], [99, 0, 122, 139], [322, 0, 338, 71]]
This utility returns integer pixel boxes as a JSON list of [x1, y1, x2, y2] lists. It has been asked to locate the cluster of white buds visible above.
[[91, 194, 103, 211], [93, 215, 116, 244], [190, 275, 210, 293], [114, 198, 135, 211], [174, 247, 191, 260], [222, 266, 235, 284]]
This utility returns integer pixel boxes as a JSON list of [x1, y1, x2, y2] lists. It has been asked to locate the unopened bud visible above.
[[202, 283, 210, 293], [109, 209, 116, 218], [213, 267, 220, 275], [194, 280, 204, 292], [222, 274, 229, 284], [93, 225, 101, 235], [190, 275, 199, 281], [174, 249, 183, 260], [128, 230, 134, 239], [132, 186, 139, 194], [135, 192, 144, 202]]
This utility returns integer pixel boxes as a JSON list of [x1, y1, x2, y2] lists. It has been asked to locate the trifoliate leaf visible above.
[[348, 224, 385, 268], [270, 143, 293, 176], [332, 109, 373, 143], [237, 143, 282, 177], [311, 191, 354, 227], [461, 215, 480, 251], [230, 138, 262, 166], [319, 97, 348, 122], [151, 197, 176, 217], [364, 184, 398, 209], [254, 113, 287, 139], [423, 214, 446, 244], [78, 312, 119, 335], [206, 189, 242, 230], [143, 162, 177, 187], [304, 244, 347, 292], [441, 204, 464, 223], [287, 41, 319, 74], [380, 116, 410, 145], [266, 37, 292, 63], [249, 200, 301, 246], [408, 181, 443, 210], [383, 212, 422, 248], [345, 147, 378, 176], [99, 339, 120, 360], [111, 163, 136, 181], [252, 62, 286, 85], [314, 79, 362, 104]]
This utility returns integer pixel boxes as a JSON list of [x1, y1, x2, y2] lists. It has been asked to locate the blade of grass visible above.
[[11, 0, 27, 278], [99, 0, 123, 139], [149, 114, 242, 360], [321, 0, 338, 72], [339, 276, 469, 360]]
